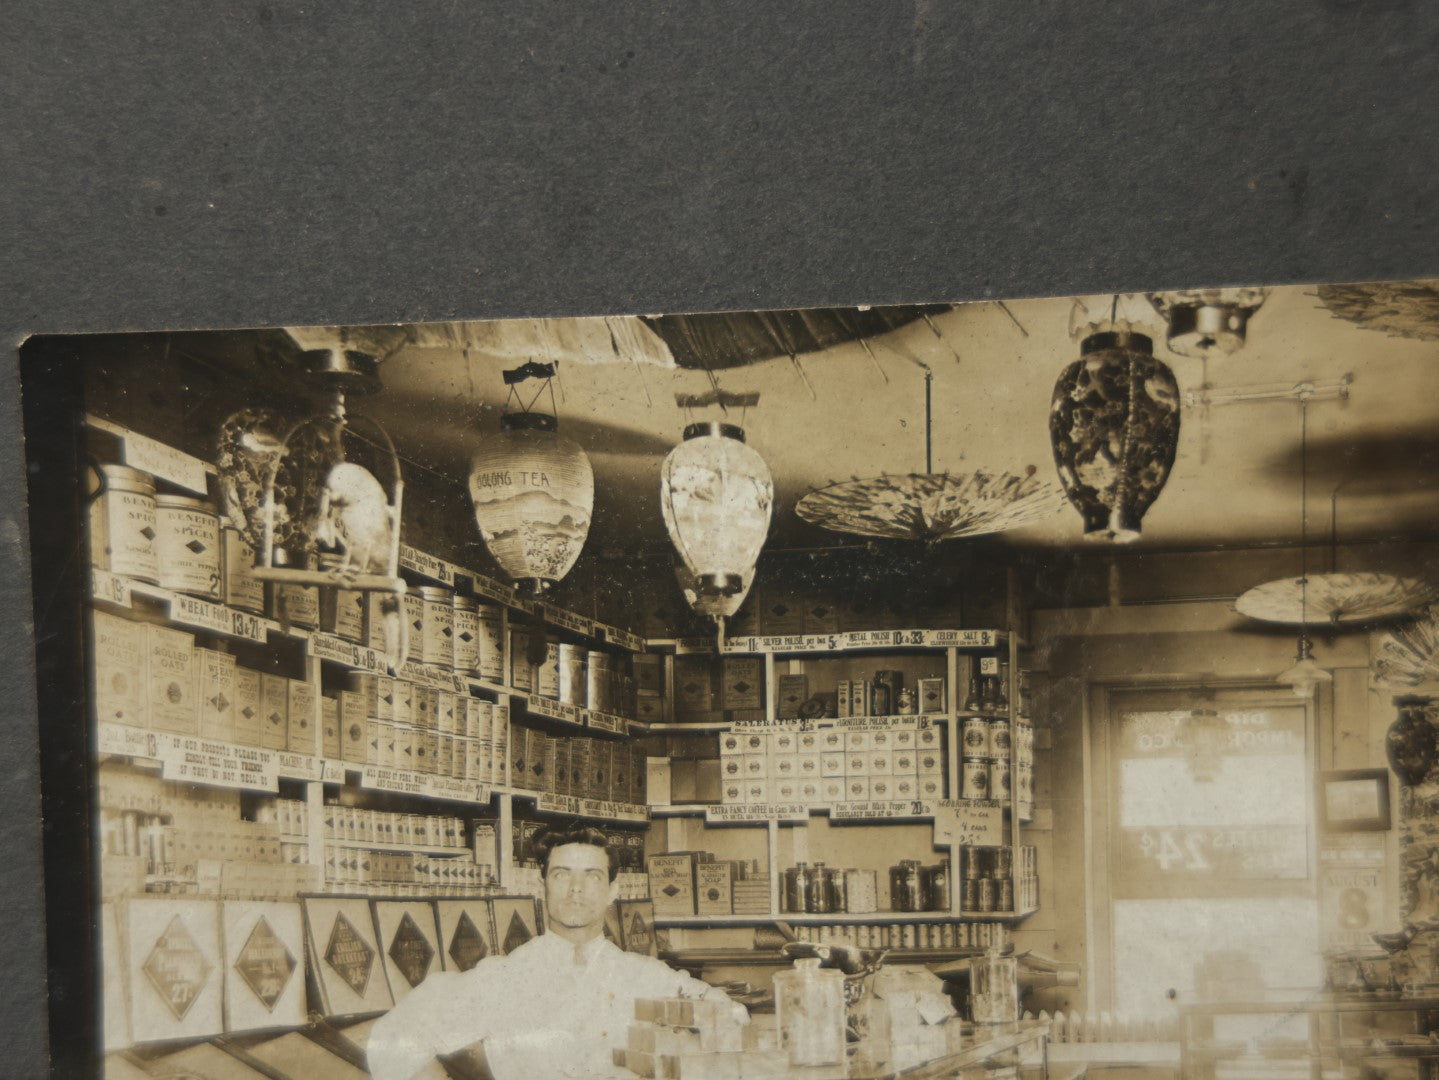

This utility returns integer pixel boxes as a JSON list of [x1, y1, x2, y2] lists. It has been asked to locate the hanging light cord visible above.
[[1298, 396, 1309, 646], [924, 370, 933, 474]]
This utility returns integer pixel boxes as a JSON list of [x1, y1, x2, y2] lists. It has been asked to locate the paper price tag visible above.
[[122, 429, 210, 493], [932, 800, 1004, 846], [91, 569, 133, 608], [704, 804, 809, 824]]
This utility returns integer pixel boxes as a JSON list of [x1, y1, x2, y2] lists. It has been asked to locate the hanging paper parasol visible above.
[[796, 469, 1065, 542], [1374, 605, 1439, 688], [1236, 572, 1438, 626]]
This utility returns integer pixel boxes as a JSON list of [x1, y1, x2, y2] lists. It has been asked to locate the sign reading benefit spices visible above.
[[1113, 705, 1310, 881]]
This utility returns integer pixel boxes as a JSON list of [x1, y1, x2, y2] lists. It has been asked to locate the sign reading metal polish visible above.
[[122, 428, 211, 494], [704, 803, 809, 824], [158, 735, 279, 792], [831, 800, 934, 821], [931, 799, 1004, 846]]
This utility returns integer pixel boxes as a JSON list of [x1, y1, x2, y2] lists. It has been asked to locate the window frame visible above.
[[1084, 679, 1320, 1011]]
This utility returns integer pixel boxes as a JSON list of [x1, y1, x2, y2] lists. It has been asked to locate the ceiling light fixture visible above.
[[1148, 287, 1270, 357]]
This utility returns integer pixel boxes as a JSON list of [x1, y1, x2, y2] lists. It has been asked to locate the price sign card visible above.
[[932, 800, 1003, 846], [704, 804, 809, 824]]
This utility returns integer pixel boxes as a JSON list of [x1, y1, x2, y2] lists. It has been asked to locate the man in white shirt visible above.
[[367, 825, 743, 1080]]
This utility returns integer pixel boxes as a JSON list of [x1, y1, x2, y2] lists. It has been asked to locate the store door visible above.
[[1096, 686, 1320, 1018]]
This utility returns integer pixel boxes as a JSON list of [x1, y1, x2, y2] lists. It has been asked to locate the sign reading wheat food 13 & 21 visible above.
[[1114, 707, 1310, 881]]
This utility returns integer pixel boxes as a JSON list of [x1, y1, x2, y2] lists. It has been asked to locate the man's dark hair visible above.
[[534, 824, 619, 881]]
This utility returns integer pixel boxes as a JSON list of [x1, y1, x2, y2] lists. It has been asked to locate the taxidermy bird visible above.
[[315, 462, 392, 576]]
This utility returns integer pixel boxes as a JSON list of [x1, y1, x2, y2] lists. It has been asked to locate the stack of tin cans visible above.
[[960, 714, 1013, 802], [888, 859, 952, 912], [959, 846, 1016, 914]]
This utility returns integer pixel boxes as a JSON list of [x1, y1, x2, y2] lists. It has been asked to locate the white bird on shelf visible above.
[[316, 462, 393, 577]]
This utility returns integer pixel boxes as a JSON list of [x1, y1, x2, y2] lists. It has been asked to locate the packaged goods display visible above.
[[718, 724, 946, 805]]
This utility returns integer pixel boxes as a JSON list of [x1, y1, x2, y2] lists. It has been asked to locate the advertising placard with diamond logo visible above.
[[233, 917, 296, 1011], [387, 912, 435, 988], [143, 914, 213, 1020], [447, 911, 489, 972], [502, 910, 533, 953], [324, 913, 374, 997]]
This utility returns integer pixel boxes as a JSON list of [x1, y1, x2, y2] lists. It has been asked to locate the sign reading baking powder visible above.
[[931, 800, 1004, 846]]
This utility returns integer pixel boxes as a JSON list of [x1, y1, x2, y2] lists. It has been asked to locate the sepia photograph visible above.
[[18, 279, 1439, 1079]]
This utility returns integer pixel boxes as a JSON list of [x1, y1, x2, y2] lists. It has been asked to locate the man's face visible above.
[[543, 842, 618, 931]]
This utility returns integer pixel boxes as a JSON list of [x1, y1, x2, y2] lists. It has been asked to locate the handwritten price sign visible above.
[[932, 801, 1003, 846]]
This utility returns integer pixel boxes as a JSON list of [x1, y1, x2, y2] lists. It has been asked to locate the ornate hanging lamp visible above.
[[660, 391, 773, 634], [216, 343, 410, 664], [1050, 296, 1181, 542], [468, 361, 594, 594], [1147, 287, 1271, 357]]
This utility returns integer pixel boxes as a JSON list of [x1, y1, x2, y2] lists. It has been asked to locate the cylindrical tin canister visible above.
[[900, 924, 916, 950], [585, 650, 609, 712], [222, 525, 265, 612], [990, 761, 1012, 802], [476, 605, 505, 682], [530, 641, 557, 700], [418, 586, 455, 669], [977, 878, 996, 913], [452, 595, 480, 674], [961, 717, 991, 760], [891, 861, 924, 912], [509, 630, 534, 692], [961, 878, 979, 913], [889, 865, 908, 912], [999, 879, 1014, 912], [925, 863, 951, 912], [806, 864, 830, 913], [825, 867, 847, 913], [963, 847, 986, 880], [154, 494, 222, 600], [988, 718, 1012, 758], [90, 464, 160, 582], [558, 644, 587, 707], [784, 865, 806, 913], [993, 846, 1013, 878], [962, 759, 990, 800]]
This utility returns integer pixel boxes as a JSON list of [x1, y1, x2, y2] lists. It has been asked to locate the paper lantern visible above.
[[1050, 331, 1180, 542], [660, 422, 773, 599], [469, 411, 594, 593]]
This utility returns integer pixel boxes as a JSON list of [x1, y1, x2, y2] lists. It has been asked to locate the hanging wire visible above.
[[1299, 396, 1309, 636], [924, 370, 933, 473]]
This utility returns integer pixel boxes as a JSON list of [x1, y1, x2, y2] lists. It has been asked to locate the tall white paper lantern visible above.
[[469, 411, 594, 593], [660, 422, 773, 601]]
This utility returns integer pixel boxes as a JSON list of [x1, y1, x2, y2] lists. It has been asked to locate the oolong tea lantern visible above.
[[469, 364, 594, 593]]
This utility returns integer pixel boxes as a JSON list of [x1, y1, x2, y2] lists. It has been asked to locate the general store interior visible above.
[[23, 279, 1439, 1078]]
